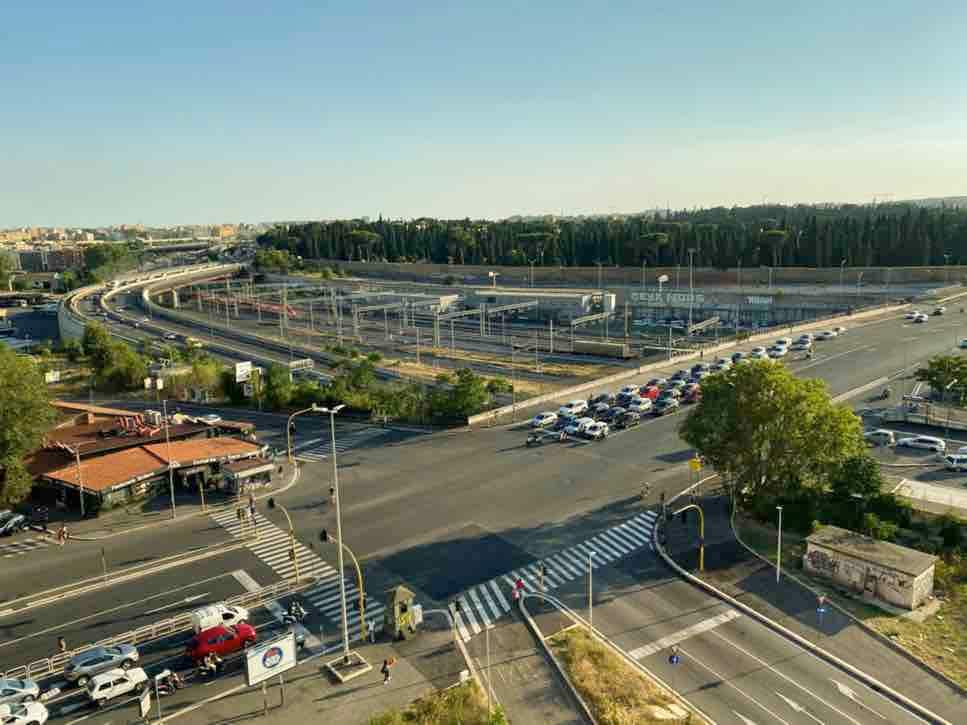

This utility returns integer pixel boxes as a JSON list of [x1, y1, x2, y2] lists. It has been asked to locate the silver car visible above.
[[64, 645, 139, 687], [0, 678, 40, 705]]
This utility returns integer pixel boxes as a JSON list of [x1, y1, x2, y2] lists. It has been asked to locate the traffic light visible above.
[[319, 528, 329, 543], [267, 497, 276, 509], [680, 509, 687, 524]]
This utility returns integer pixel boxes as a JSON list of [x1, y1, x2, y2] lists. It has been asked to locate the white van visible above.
[[864, 429, 895, 447], [190, 603, 249, 633]]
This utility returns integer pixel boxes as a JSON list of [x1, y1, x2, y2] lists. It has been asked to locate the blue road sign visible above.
[[668, 654, 680, 665]]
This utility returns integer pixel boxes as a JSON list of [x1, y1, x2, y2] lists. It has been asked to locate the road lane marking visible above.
[[144, 592, 210, 615], [775, 692, 826, 724], [628, 609, 741, 659], [831, 376, 889, 404], [709, 630, 862, 725], [831, 680, 887, 720]]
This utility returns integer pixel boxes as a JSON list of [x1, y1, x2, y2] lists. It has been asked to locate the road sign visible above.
[[245, 632, 297, 687], [235, 360, 252, 383], [243, 382, 254, 397], [138, 687, 151, 718], [288, 358, 314, 371]]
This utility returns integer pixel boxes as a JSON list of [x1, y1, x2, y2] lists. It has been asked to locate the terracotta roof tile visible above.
[[43, 447, 167, 492], [143, 437, 262, 466]]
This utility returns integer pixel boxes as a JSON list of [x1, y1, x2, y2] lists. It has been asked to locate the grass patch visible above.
[[736, 516, 967, 689], [549, 627, 701, 725], [368, 681, 505, 725]]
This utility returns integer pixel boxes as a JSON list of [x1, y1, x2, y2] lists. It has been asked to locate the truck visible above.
[[572, 340, 635, 359]]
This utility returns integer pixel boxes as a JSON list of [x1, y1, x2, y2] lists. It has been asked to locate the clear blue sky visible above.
[[2, 1, 965, 227]]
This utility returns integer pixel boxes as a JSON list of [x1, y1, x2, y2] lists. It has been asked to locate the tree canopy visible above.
[[0, 347, 56, 505], [679, 360, 864, 501], [256, 203, 967, 269], [915, 355, 967, 402]]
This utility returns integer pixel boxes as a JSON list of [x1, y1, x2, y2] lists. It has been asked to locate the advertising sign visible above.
[[144, 377, 152, 390], [288, 358, 314, 371], [245, 632, 297, 687], [44, 370, 61, 384], [235, 360, 252, 383]]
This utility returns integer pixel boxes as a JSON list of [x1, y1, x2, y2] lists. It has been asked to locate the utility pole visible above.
[[549, 319, 554, 354], [641, 259, 646, 289], [162, 399, 176, 519], [416, 327, 421, 365], [840, 259, 847, 292], [687, 248, 696, 333], [776, 505, 783, 583]]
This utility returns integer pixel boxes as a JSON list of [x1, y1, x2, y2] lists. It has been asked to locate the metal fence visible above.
[[1, 576, 317, 683]]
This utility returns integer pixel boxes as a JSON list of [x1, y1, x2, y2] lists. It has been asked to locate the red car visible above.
[[640, 385, 661, 400], [186, 624, 257, 662]]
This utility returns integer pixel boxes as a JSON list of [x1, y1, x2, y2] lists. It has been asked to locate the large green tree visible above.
[[914, 355, 967, 402], [0, 348, 56, 505], [679, 360, 864, 500]]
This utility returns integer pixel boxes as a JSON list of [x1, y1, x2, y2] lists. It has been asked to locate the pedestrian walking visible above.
[[329, 486, 336, 505], [56, 524, 68, 546], [57, 636, 67, 654], [368, 620, 376, 643], [249, 496, 257, 526], [236, 506, 244, 525], [381, 658, 393, 684]]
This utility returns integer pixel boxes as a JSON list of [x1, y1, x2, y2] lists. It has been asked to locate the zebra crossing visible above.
[[0, 535, 50, 558], [209, 509, 385, 641], [449, 510, 659, 642], [292, 426, 395, 463]]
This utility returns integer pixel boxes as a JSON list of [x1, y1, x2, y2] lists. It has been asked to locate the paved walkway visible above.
[[466, 616, 587, 725]]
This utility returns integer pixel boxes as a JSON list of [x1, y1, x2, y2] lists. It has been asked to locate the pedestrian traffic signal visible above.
[[267, 497, 276, 509], [319, 529, 329, 543]]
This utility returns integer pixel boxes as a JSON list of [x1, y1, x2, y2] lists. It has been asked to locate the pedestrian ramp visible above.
[[450, 510, 658, 642], [209, 508, 385, 641]]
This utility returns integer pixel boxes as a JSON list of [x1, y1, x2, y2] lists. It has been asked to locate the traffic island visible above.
[[325, 650, 372, 682]]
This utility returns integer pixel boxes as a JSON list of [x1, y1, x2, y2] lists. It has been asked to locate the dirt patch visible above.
[[368, 681, 505, 725]]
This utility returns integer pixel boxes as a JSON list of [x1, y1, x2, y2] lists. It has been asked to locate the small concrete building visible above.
[[803, 526, 937, 610]]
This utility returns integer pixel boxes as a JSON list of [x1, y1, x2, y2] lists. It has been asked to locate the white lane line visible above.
[[708, 630, 862, 725], [458, 596, 481, 635], [797, 345, 872, 372], [629, 610, 741, 659], [832, 376, 889, 404], [451, 606, 471, 642], [475, 582, 504, 621], [467, 587, 492, 627], [549, 553, 582, 579], [487, 579, 512, 612], [775, 692, 826, 724]]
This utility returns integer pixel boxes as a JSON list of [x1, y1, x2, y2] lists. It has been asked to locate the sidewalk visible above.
[[665, 495, 965, 723], [166, 616, 467, 724], [48, 460, 299, 541], [465, 614, 587, 725]]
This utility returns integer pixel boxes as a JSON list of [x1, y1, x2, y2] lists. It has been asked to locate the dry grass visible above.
[[736, 516, 967, 689], [549, 628, 699, 725], [388, 358, 548, 396], [368, 681, 505, 725]]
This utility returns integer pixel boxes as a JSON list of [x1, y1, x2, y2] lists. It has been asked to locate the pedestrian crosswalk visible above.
[[209, 508, 385, 641], [0, 535, 50, 558], [292, 426, 395, 463], [449, 510, 659, 642]]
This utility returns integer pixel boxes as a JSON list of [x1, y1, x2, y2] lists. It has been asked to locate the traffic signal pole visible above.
[[672, 503, 705, 572]]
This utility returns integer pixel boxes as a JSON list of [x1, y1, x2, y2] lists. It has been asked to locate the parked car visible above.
[[190, 603, 250, 634], [711, 357, 732, 371], [531, 412, 558, 429], [671, 369, 690, 381], [942, 454, 967, 472], [600, 406, 624, 422], [690, 371, 711, 382], [591, 403, 612, 420], [654, 398, 680, 416], [0, 679, 40, 706], [690, 363, 711, 375], [959, 338, 967, 349], [65, 645, 140, 687], [658, 387, 682, 400], [613, 410, 640, 429], [904, 310, 920, 320], [775, 338, 792, 347], [185, 624, 257, 662], [164, 332, 178, 340], [791, 340, 812, 351], [0, 702, 48, 725], [617, 385, 639, 398], [558, 400, 589, 417], [564, 417, 596, 437], [683, 384, 702, 403], [731, 351, 747, 363], [639, 384, 661, 400], [553, 413, 576, 431], [86, 668, 148, 707], [896, 436, 946, 453], [583, 421, 609, 440], [749, 349, 769, 360], [665, 379, 687, 391], [590, 392, 615, 407], [629, 399, 653, 415], [0, 512, 27, 537], [864, 429, 896, 447], [646, 378, 667, 388], [768, 346, 788, 359]]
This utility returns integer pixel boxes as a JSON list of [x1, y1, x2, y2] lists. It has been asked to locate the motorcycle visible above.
[[525, 433, 544, 447], [878, 387, 891, 401]]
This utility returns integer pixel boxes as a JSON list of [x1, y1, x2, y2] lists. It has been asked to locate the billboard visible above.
[[235, 361, 252, 383], [245, 632, 297, 687]]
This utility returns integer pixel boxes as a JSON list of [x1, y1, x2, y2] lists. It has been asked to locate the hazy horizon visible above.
[[3, 1, 965, 228]]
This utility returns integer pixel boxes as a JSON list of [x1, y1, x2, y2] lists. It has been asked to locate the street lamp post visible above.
[[162, 400, 176, 519], [321, 530, 368, 641], [687, 248, 696, 333], [286, 404, 323, 463], [840, 259, 847, 292], [587, 550, 596, 636], [856, 271, 865, 298], [641, 259, 646, 290], [945, 379, 958, 444], [318, 404, 351, 660], [776, 505, 783, 583]]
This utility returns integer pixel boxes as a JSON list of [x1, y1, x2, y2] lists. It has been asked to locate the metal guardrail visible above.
[[1, 576, 316, 683]]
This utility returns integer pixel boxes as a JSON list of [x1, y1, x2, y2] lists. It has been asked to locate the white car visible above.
[[86, 668, 148, 706], [558, 400, 589, 417], [199, 414, 222, 425], [775, 338, 792, 347], [531, 412, 558, 429], [0, 702, 48, 725], [583, 421, 609, 440], [768, 346, 788, 359], [791, 340, 812, 351], [749, 349, 769, 360], [833, 326, 846, 335], [629, 399, 653, 414], [896, 436, 946, 453], [815, 330, 837, 340], [750, 347, 767, 356], [914, 313, 928, 324], [797, 332, 814, 341], [904, 310, 920, 320], [164, 332, 178, 340], [564, 417, 595, 437]]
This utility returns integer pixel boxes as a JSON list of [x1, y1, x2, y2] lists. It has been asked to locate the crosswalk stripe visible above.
[[600, 529, 635, 553], [452, 607, 471, 642], [458, 596, 481, 634], [606, 526, 641, 551], [577, 542, 608, 564], [476, 582, 504, 620], [557, 549, 587, 574], [591, 534, 627, 558], [487, 579, 511, 612], [619, 522, 652, 548], [550, 553, 582, 579], [623, 519, 653, 539], [540, 562, 568, 588], [467, 588, 492, 627]]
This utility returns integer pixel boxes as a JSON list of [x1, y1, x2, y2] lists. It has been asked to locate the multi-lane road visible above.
[[6, 292, 966, 723]]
